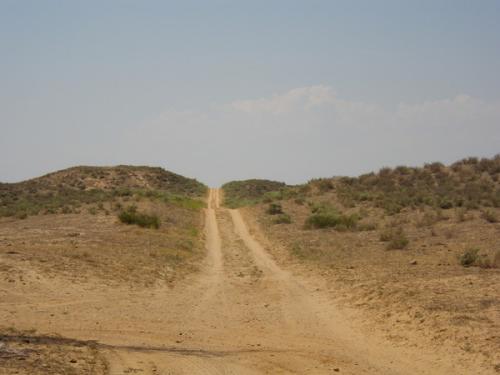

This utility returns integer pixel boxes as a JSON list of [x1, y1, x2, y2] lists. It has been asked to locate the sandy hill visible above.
[[223, 155, 500, 373], [0, 165, 206, 218]]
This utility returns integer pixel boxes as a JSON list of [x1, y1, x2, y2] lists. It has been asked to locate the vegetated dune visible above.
[[0, 165, 207, 283], [0, 166, 208, 373], [228, 155, 500, 374], [0, 165, 206, 218], [221, 179, 287, 208]]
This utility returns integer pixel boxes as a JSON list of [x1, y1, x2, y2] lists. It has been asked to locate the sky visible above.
[[1, 0, 500, 186]]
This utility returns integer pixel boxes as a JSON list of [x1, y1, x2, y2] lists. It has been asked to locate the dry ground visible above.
[[242, 198, 500, 374], [1, 189, 498, 374]]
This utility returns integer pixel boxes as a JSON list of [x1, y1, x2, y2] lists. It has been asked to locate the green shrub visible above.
[[267, 203, 283, 215], [459, 248, 480, 267], [221, 179, 287, 208], [305, 211, 358, 230], [118, 206, 160, 229], [273, 214, 292, 224], [387, 231, 409, 250]]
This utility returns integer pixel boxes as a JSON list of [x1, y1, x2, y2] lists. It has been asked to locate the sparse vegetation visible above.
[[227, 155, 500, 373], [273, 214, 292, 224], [0, 165, 206, 219], [305, 207, 358, 230], [459, 248, 500, 268], [356, 221, 378, 231], [459, 248, 480, 267], [222, 179, 288, 208], [332, 155, 500, 214], [267, 203, 283, 215], [380, 227, 409, 249], [118, 206, 160, 229], [482, 209, 498, 223]]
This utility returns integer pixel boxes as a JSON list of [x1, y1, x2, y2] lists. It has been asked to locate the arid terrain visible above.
[[1, 159, 499, 374]]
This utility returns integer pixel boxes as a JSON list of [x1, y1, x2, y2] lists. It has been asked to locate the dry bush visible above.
[[482, 209, 498, 223], [380, 227, 409, 250]]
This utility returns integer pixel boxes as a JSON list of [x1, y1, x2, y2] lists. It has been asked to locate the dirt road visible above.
[[1, 188, 474, 374]]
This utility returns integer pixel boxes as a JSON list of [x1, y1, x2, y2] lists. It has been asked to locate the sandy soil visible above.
[[1, 189, 492, 374]]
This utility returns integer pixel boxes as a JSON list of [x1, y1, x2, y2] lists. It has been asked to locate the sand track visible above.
[[1, 188, 479, 374]]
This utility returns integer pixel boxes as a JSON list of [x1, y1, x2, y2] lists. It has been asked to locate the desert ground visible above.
[[1, 186, 498, 374]]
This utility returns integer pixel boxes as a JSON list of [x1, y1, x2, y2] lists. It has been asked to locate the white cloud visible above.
[[230, 85, 337, 114], [122, 86, 500, 185]]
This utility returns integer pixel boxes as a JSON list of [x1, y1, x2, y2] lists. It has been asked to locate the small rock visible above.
[[334, 368, 340, 372], [409, 260, 417, 265], [69, 359, 77, 363]]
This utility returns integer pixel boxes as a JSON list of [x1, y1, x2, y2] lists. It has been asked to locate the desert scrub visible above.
[[380, 227, 409, 249], [305, 209, 358, 230], [273, 214, 292, 224], [481, 209, 498, 223], [459, 248, 500, 268], [118, 206, 160, 229], [330, 155, 500, 214], [221, 179, 287, 208], [356, 221, 377, 231], [459, 248, 480, 267], [294, 196, 305, 205], [267, 203, 283, 215], [416, 210, 444, 227]]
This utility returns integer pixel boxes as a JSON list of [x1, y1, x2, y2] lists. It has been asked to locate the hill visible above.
[[221, 179, 288, 208], [0, 165, 206, 218], [0, 165, 207, 285], [230, 155, 500, 372]]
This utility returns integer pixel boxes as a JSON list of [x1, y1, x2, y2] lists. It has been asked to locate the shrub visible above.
[[118, 206, 160, 229], [267, 203, 283, 215], [380, 227, 409, 249], [273, 214, 292, 224], [482, 209, 498, 223], [61, 206, 72, 214], [416, 211, 438, 227], [294, 197, 305, 205], [460, 249, 500, 268], [357, 221, 377, 231], [316, 179, 334, 192], [459, 248, 480, 267], [387, 231, 409, 250], [305, 211, 358, 230], [16, 212, 28, 220]]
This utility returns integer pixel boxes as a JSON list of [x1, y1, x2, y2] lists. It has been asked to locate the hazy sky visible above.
[[1, 1, 500, 186]]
